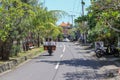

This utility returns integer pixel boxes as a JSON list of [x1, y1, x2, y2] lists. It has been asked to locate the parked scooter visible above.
[[95, 44, 119, 58]]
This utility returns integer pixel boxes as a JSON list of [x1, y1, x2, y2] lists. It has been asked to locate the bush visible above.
[[10, 45, 21, 57]]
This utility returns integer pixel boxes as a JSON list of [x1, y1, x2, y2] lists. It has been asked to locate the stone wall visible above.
[[0, 52, 38, 73]]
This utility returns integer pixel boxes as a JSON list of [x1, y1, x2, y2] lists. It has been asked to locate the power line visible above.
[[43, 0, 45, 7], [76, 0, 81, 16], [72, 0, 78, 13], [69, 15, 75, 26], [71, 0, 81, 26]]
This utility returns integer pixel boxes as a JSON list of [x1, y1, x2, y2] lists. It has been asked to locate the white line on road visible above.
[[54, 44, 65, 70], [55, 54, 63, 70], [55, 62, 60, 69], [63, 44, 66, 52], [55, 54, 64, 70], [60, 54, 63, 58]]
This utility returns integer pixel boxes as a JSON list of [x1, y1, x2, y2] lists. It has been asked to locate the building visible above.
[[59, 22, 72, 38]]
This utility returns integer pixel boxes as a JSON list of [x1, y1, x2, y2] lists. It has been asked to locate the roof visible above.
[[59, 22, 71, 27]]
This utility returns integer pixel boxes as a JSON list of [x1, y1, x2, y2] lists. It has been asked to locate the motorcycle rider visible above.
[[46, 38, 56, 55]]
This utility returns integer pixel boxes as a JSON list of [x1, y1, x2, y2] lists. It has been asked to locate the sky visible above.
[[40, 0, 91, 25]]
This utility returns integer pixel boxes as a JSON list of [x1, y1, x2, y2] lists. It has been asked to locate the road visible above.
[[0, 42, 119, 80]]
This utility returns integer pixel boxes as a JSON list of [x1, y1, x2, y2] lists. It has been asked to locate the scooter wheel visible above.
[[48, 50, 53, 56], [49, 52, 52, 56], [113, 49, 119, 57], [96, 50, 102, 58]]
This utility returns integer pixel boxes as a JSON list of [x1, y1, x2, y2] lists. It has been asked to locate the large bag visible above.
[[44, 45, 56, 50], [52, 45, 56, 50], [44, 46, 48, 50]]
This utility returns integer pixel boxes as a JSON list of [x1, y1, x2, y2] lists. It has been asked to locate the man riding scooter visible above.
[[44, 38, 56, 56]]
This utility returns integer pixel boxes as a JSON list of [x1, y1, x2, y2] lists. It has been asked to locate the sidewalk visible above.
[[91, 47, 120, 80], [75, 42, 120, 80]]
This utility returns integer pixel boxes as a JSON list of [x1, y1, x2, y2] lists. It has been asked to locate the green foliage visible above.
[[75, 15, 89, 34], [86, 0, 120, 43], [0, 0, 67, 60], [75, 15, 88, 22], [0, 0, 35, 41], [10, 45, 21, 57]]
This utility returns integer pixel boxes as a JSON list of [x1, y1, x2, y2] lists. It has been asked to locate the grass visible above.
[[10, 47, 44, 59], [0, 47, 45, 65]]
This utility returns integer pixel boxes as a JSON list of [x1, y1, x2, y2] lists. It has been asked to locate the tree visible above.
[[86, 0, 120, 43], [32, 5, 65, 47], [75, 15, 88, 32], [0, 0, 35, 60], [0, 0, 66, 60], [75, 15, 89, 43]]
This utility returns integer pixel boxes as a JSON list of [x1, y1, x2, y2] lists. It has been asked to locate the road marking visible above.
[[60, 54, 63, 58], [55, 62, 60, 69], [63, 45, 66, 52], [54, 44, 65, 70]]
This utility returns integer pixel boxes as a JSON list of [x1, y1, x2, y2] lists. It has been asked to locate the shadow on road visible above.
[[33, 54, 53, 59], [39, 58, 118, 79], [39, 58, 119, 69], [63, 70, 114, 80], [64, 70, 106, 80]]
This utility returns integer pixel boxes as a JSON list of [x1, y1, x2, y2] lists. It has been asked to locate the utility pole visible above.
[[69, 15, 75, 27], [81, 0, 86, 44], [81, 0, 84, 16]]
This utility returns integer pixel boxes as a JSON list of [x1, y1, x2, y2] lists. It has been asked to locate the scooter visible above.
[[44, 44, 56, 56], [95, 44, 119, 58], [47, 46, 53, 56], [106, 44, 119, 57]]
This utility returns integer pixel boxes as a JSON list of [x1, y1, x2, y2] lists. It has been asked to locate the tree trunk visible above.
[[0, 40, 13, 60], [37, 36, 40, 47]]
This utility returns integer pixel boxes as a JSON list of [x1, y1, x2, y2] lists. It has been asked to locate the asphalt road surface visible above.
[[0, 42, 119, 80]]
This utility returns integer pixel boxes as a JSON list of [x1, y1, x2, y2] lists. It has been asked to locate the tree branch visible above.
[[106, 21, 120, 32]]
